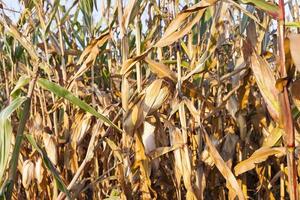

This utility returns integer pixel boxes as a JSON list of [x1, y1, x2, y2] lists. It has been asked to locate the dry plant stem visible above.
[[2, 58, 10, 103], [278, 0, 297, 199], [57, 110, 122, 200], [56, 12, 67, 85], [280, 163, 285, 200], [135, 17, 142, 93]]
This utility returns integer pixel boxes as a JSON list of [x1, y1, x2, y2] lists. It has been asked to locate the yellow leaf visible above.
[[250, 53, 280, 121], [289, 33, 300, 72], [202, 125, 245, 200], [144, 57, 177, 81], [234, 147, 286, 176], [291, 78, 300, 110]]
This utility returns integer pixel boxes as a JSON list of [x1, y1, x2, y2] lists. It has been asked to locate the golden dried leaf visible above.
[[202, 126, 245, 200], [121, 0, 137, 33], [144, 57, 177, 81], [124, 79, 166, 134], [105, 138, 123, 162], [35, 157, 44, 184], [155, 10, 205, 48], [289, 33, 300, 72], [155, 0, 216, 47], [68, 31, 110, 86], [291, 78, 300, 110], [263, 126, 283, 147], [121, 48, 152, 75], [43, 133, 58, 165], [234, 147, 286, 176], [250, 53, 280, 121], [170, 128, 183, 189], [22, 160, 35, 189], [72, 113, 92, 145]]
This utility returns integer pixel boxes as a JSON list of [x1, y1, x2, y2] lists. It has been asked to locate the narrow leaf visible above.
[[0, 96, 27, 185], [37, 78, 122, 133]]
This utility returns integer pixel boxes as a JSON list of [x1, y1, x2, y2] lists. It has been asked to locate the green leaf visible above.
[[0, 97, 27, 185], [25, 134, 71, 198], [37, 78, 122, 133], [240, 0, 279, 19], [45, 0, 60, 34], [10, 76, 30, 98]]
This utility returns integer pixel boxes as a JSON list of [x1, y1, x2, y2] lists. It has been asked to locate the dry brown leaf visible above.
[[178, 102, 194, 195], [291, 78, 300, 110], [148, 143, 183, 160], [170, 127, 184, 197], [133, 134, 153, 199], [43, 133, 58, 165], [105, 138, 123, 162], [71, 113, 92, 146], [262, 126, 283, 147], [250, 53, 280, 121], [144, 57, 177, 81], [234, 147, 286, 176], [121, 48, 152, 75], [155, 10, 205, 48], [201, 125, 245, 200], [22, 160, 35, 189], [121, 0, 136, 34], [124, 79, 167, 134], [155, 0, 216, 47], [68, 31, 110, 87], [289, 33, 300, 72], [34, 157, 44, 184]]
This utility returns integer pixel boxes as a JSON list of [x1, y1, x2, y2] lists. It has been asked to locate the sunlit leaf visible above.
[[10, 76, 30, 98], [240, 0, 280, 19], [289, 33, 300, 73], [234, 147, 286, 176], [25, 134, 71, 198], [37, 78, 122, 133], [250, 53, 280, 121], [0, 97, 26, 185]]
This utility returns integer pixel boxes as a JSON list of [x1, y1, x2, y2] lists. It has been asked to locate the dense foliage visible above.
[[0, 0, 300, 199]]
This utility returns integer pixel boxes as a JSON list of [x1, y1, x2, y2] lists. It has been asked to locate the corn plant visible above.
[[0, 0, 300, 199]]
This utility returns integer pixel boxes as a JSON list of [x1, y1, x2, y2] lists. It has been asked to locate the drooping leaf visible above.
[[155, 0, 216, 47], [291, 78, 300, 111], [234, 147, 286, 176], [262, 126, 283, 147], [144, 57, 177, 81], [240, 0, 280, 19], [201, 125, 245, 200], [37, 78, 122, 133], [289, 33, 300, 73], [250, 53, 280, 121], [10, 76, 30, 98], [0, 97, 27, 186], [124, 79, 168, 134], [68, 30, 110, 87], [25, 134, 71, 198]]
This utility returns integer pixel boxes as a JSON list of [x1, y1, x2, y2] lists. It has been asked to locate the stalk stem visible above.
[[277, 0, 298, 199]]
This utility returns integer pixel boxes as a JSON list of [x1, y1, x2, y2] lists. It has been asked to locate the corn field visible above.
[[0, 0, 300, 199]]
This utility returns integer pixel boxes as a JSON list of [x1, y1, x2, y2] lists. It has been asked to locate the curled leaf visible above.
[[250, 53, 280, 121], [234, 147, 286, 176]]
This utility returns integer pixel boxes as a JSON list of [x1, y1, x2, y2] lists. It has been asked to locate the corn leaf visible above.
[[0, 96, 27, 185], [37, 78, 122, 133]]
